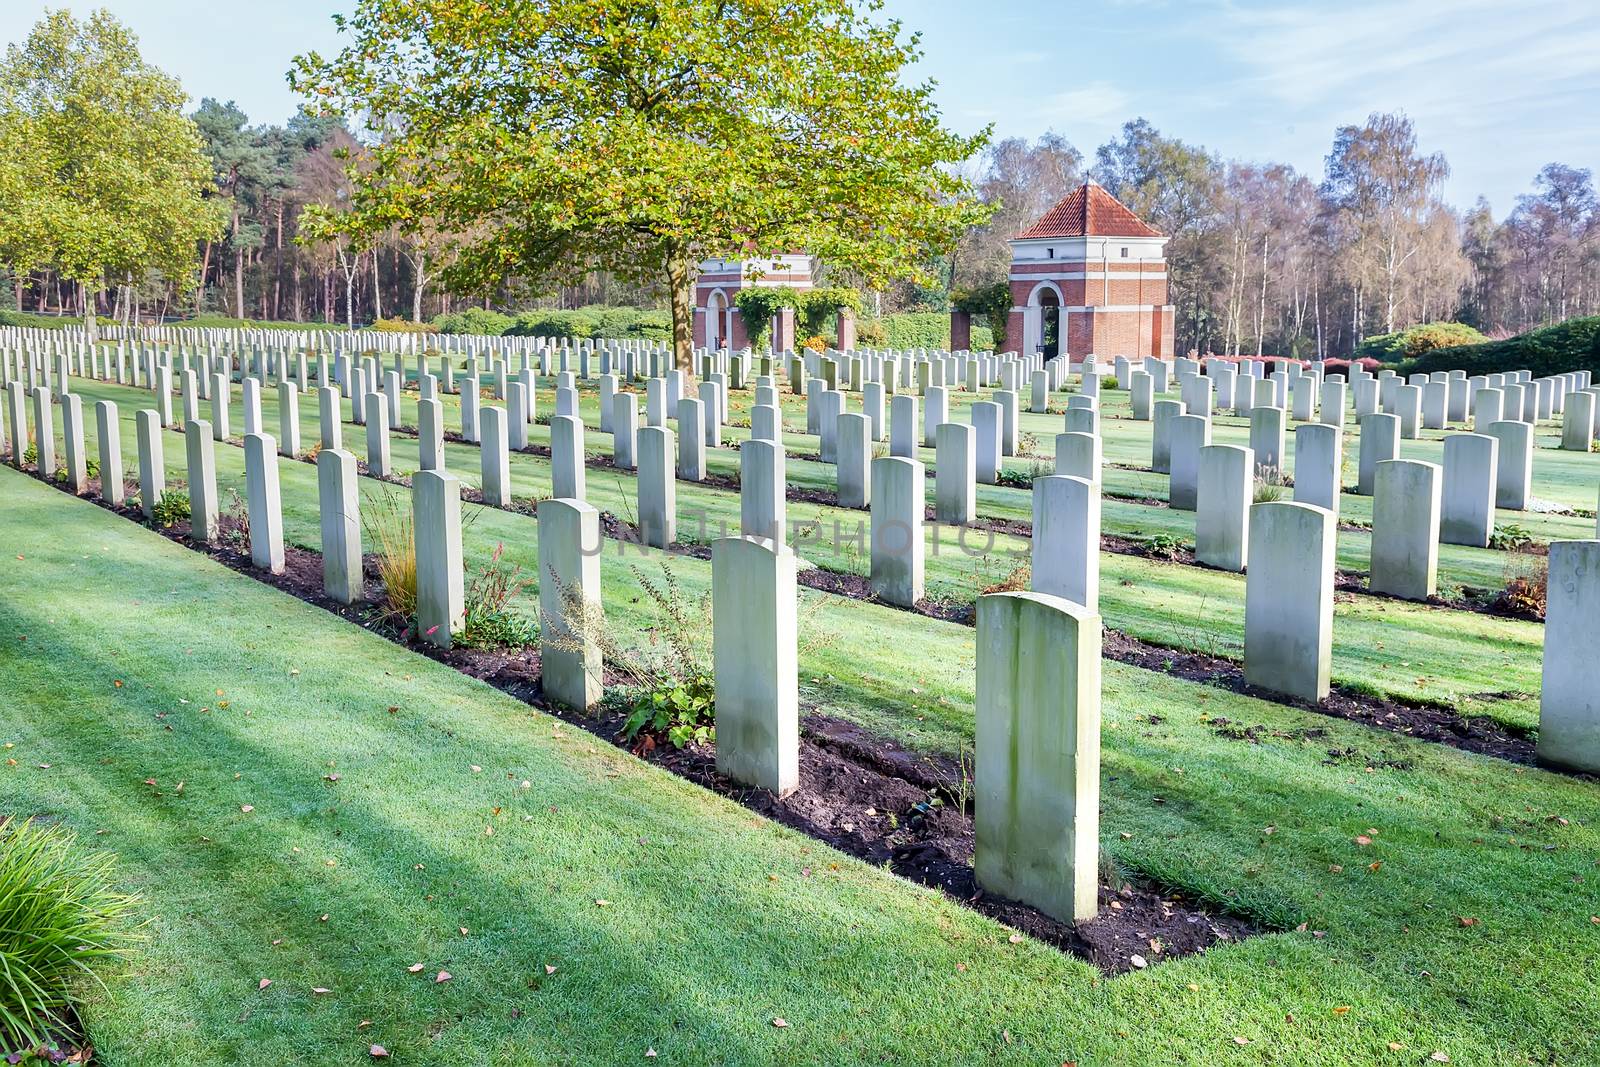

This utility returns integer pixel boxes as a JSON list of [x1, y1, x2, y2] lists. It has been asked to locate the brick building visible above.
[[1006, 181, 1175, 362], [693, 255, 815, 352]]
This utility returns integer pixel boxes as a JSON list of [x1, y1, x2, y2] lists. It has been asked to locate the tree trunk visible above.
[[665, 241, 695, 374], [412, 252, 426, 322], [82, 282, 97, 342]]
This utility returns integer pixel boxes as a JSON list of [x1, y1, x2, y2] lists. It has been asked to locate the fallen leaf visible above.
[[435, 971, 451, 983], [1129, 954, 1147, 969], [258, 978, 272, 990], [1354, 835, 1372, 846], [408, 963, 424, 973], [771, 1018, 788, 1029], [1431, 1053, 1451, 1063], [312, 987, 331, 995], [1332, 1005, 1350, 1016], [545, 965, 557, 975], [1233, 1036, 1250, 1046], [1457, 916, 1479, 927], [1008, 934, 1023, 945], [240, 805, 254, 813], [369, 1045, 389, 1059]]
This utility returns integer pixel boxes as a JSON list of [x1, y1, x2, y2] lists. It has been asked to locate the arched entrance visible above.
[[1025, 282, 1064, 359], [1038, 287, 1060, 359], [706, 289, 729, 351]]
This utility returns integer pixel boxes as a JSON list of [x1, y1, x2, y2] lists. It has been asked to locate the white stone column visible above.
[[1370, 459, 1441, 600], [1440, 433, 1497, 548], [1319, 380, 1347, 429], [1032, 474, 1099, 610], [676, 399, 706, 481], [95, 400, 123, 506], [413, 469, 464, 648], [1357, 412, 1399, 496], [480, 406, 511, 506], [611, 391, 639, 470], [889, 394, 919, 458], [1292, 422, 1342, 516], [1151, 399, 1183, 474], [136, 408, 163, 519], [507, 381, 530, 450], [740, 438, 786, 543], [1487, 420, 1532, 510], [242, 377, 263, 437], [278, 382, 301, 458], [537, 497, 603, 711], [1054, 431, 1101, 484], [713, 535, 799, 795], [974, 590, 1101, 924], [1168, 413, 1209, 510], [60, 393, 88, 493], [184, 420, 219, 544], [870, 456, 924, 606], [1244, 501, 1334, 702], [637, 426, 676, 548], [936, 423, 976, 525], [209, 373, 230, 440], [5, 384, 26, 468], [1248, 405, 1285, 476], [244, 432, 286, 574], [364, 391, 392, 477], [318, 385, 342, 450], [317, 448, 363, 604], [31, 386, 55, 480], [1539, 540, 1600, 773], [1563, 390, 1595, 450], [836, 412, 871, 508], [972, 401, 1001, 484], [1196, 444, 1252, 572], [550, 413, 586, 500]]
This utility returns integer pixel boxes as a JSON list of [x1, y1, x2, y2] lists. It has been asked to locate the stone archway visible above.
[[1025, 281, 1065, 358], [706, 289, 729, 351]]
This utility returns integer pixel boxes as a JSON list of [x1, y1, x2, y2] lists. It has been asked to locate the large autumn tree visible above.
[[0, 10, 221, 332], [290, 0, 989, 365]]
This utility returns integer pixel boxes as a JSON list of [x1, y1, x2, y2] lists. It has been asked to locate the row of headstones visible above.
[[0, 365, 1114, 927], [14, 366, 1600, 922], [1124, 355, 1592, 433]]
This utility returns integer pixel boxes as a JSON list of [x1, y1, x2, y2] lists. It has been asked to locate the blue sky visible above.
[[8, 0, 1597, 214]]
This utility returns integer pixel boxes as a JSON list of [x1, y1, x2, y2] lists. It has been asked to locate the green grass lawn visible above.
[[54, 372, 1556, 732], [5, 449, 1600, 1064]]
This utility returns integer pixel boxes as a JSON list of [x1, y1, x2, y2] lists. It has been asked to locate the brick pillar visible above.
[[950, 310, 971, 351], [838, 307, 857, 352], [1005, 309, 1025, 356], [773, 307, 797, 353]]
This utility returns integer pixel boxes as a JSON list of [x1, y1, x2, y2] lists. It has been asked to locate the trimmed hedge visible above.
[[1400, 316, 1600, 378], [434, 305, 671, 341]]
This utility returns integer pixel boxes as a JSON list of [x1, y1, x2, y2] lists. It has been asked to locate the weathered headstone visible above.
[[1440, 433, 1497, 548], [317, 448, 363, 604], [537, 498, 603, 711], [637, 426, 676, 548], [870, 456, 924, 606], [974, 591, 1101, 924], [712, 535, 799, 795], [1032, 475, 1099, 610], [1196, 444, 1252, 572], [1370, 459, 1441, 600], [244, 433, 286, 574], [1244, 501, 1334, 702], [413, 469, 465, 648], [184, 420, 219, 543], [1539, 540, 1600, 773]]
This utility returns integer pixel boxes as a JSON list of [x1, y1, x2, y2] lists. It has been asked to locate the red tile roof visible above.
[[1018, 181, 1163, 239]]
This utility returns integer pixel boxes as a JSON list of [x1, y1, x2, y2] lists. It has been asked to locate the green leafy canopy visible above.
[[290, 0, 993, 364]]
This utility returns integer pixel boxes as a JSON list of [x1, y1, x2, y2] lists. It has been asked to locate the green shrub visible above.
[[970, 325, 995, 351], [150, 488, 190, 528], [1353, 322, 1485, 363], [433, 308, 516, 335], [0, 818, 140, 1052], [622, 672, 716, 749], [371, 317, 438, 334], [1400, 316, 1600, 380], [0, 311, 81, 330]]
